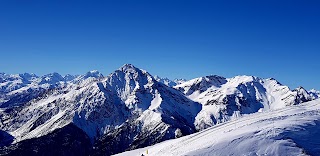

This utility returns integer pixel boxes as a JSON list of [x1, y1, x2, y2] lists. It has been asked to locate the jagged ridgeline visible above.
[[0, 64, 318, 155]]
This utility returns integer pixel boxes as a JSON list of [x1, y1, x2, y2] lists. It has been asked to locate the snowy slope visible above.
[[310, 89, 320, 99], [71, 70, 104, 84], [0, 73, 61, 109], [0, 70, 104, 108], [115, 99, 320, 156], [175, 75, 316, 130], [0, 73, 38, 93], [0, 65, 318, 155], [0, 70, 107, 141], [0, 64, 201, 155], [154, 75, 186, 87]]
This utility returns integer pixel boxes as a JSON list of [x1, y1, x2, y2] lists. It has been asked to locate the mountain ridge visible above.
[[0, 64, 319, 155]]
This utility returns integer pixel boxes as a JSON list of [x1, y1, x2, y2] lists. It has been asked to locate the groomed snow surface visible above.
[[116, 99, 320, 156]]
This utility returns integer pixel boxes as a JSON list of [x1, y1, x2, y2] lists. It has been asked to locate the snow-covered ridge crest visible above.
[[175, 75, 227, 96], [0, 64, 319, 155], [309, 88, 320, 99], [175, 74, 317, 130], [154, 75, 186, 87], [0, 64, 201, 151], [116, 99, 320, 156]]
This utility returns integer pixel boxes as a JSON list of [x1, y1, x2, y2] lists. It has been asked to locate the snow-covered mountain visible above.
[[0, 64, 201, 155], [0, 64, 318, 155], [310, 89, 320, 99], [0, 70, 105, 106], [116, 98, 320, 156], [175, 75, 316, 130], [63, 74, 77, 81], [154, 75, 186, 87], [72, 70, 104, 83], [0, 73, 38, 93]]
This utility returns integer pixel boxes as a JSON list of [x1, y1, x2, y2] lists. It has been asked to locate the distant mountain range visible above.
[[0, 64, 319, 155]]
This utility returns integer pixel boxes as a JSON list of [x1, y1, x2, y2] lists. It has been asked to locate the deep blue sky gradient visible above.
[[0, 0, 319, 90]]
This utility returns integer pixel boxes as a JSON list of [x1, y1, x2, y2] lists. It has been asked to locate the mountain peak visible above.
[[41, 72, 63, 79], [89, 70, 99, 73], [18, 73, 38, 81], [310, 89, 320, 94], [295, 86, 306, 90], [84, 70, 103, 78], [64, 74, 77, 81], [40, 72, 64, 84], [118, 64, 139, 72], [154, 75, 177, 87], [204, 75, 226, 81]]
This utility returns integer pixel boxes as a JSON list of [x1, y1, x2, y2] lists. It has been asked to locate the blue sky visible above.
[[0, 0, 319, 90]]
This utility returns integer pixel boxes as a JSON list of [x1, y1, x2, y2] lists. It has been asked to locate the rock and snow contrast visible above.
[[310, 89, 320, 99], [116, 99, 320, 156], [0, 64, 319, 156], [154, 75, 186, 87], [175, 75, 316, 130]]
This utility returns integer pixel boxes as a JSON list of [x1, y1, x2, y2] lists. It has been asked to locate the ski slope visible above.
[[115, 99, 320, 156]]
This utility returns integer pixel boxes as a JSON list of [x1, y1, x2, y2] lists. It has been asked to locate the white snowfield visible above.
[[174, 75, 317, 130], [1, 64, 319, 155], [115, 99, 320, 156]]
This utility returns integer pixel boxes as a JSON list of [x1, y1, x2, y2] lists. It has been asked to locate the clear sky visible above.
[[0, 0, 319, 90]]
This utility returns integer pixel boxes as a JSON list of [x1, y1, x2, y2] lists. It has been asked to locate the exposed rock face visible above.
[[0, 124, 91, 156], [0, 65, 317, 155]]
